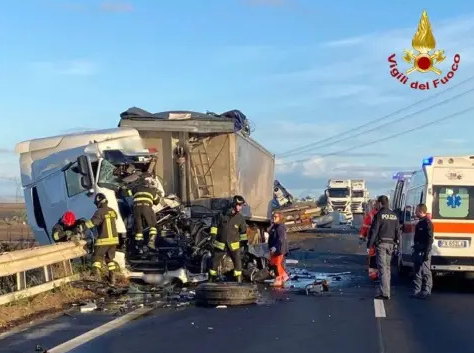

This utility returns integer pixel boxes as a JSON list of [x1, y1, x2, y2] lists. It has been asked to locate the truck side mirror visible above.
[[77, 155, 94, 191]]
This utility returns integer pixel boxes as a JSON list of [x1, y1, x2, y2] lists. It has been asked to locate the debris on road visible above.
[[80, 302, 97, 313], [216, 305, 227, 309], [285, 259, 299, 265], [305, 280, 330, 296]]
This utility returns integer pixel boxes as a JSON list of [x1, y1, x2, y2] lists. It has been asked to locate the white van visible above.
[[15, 128, 155, 245], [394, 156, 474, 275]]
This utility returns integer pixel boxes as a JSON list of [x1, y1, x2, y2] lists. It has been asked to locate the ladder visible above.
[[189, 140, 215, 198]]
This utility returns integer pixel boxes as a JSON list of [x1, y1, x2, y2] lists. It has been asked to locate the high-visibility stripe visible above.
[[233, 270, 242, 276], [209, 269, 217, 276], [213, 240, 226, 250], [85, 220, 94, 229], [92, 261, 102, 269], [127, 190, 132, 196], [433, 222, 474, 233], [230, 241, 240, 251], [134, 192, 154, 199], [107, 262, 116, 270], [362, 224, 370, 229], [149, 227, 157, 235], [53, 232, 60, 241], [210, 227, 217, 235], [133, 198, 153, 204], [135, 233, 144, 240], [95, 237, 119, 246], [240, 233, 248, 241]]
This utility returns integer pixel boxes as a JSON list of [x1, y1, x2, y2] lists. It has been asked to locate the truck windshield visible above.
[[98, 159, 121, 189], [352, 191, 364, 198], [328, 188, 349, 198], [432, 185, 474, 220]]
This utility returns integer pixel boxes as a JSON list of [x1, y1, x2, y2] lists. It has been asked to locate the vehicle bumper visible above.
[[431, 256, 474, 272]]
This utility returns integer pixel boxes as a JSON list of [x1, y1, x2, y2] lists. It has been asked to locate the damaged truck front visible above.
[[15, 128, 156, 246]]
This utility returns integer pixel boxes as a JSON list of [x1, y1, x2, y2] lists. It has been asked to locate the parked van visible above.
[[394, 156, 474, 275]]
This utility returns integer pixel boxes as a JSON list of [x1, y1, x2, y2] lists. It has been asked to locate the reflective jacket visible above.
[[210, 208, 247, 251], [360, 209, 378, 239], [52, 220, 85, 242], [85, 205, 119, 246], [132, 184, 159, 207], [367, 207, 400, 249]]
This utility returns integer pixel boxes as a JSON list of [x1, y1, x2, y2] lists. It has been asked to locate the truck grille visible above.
[[331, 201, 348, 211], [351, 202, 363, 212]]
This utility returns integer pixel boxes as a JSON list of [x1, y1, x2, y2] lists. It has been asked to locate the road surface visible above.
[[2, 229, 474, 353]]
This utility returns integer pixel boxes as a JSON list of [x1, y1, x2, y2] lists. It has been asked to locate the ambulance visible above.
[[395, 156, 474, 275]]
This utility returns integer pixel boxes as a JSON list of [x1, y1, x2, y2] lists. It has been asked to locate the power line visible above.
[[278, 85, 474, 159], [278, 74, 474, 158], [278, 105, 474, 165]]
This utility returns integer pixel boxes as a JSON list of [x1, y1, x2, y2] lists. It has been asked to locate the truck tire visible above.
[[195, 283, 258, 307]]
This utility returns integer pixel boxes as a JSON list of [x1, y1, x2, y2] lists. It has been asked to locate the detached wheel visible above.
[[195, 283, 258, 307]]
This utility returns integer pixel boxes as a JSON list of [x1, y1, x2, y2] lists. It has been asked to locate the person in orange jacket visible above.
[[359, 199, 380, 281]]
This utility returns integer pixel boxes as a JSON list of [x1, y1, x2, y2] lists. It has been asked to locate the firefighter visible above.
[[132, 175, 160, 250], [209, 195, 248, 283], [84, 193, 119, 285], [52, 211, 85, 243], [367, 195, 400, 300], [359, 199, 380, 281]]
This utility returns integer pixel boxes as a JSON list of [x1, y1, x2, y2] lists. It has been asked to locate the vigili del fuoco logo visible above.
[[388, 10, 461, 90]]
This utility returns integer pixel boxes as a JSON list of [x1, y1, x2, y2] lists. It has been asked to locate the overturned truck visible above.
[[15, 108, 275, 278]]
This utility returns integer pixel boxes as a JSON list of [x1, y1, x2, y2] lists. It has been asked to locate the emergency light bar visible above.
[[422, 157, 433, 166]]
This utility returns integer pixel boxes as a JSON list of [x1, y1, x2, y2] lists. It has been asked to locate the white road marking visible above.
[[47, 307, 153, 353], [374, 299, 386, 318]]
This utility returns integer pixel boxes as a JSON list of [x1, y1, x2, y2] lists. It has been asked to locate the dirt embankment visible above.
[[0, 203, 34, 245]]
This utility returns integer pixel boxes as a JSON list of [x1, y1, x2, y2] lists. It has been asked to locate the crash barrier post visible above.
[[0, 241, 87, 305]]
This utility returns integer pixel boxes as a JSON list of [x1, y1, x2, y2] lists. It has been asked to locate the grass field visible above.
[[0, 203, 34, 244]]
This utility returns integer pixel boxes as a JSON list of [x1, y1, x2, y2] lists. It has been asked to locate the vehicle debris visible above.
[[305, 280, 330, 296], [80, 302, 97, 313]]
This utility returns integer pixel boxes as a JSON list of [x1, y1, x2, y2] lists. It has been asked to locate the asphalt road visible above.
[[3, 230, 474, 353]]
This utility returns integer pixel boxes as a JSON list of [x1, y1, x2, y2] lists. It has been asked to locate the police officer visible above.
[[132, 175, 160, 250], [84, 193, 119, 285], [52, 211, 85, 243], [412, 203, 433, 299], [367, 195, 400, 300], [209, 195, 248, 283]]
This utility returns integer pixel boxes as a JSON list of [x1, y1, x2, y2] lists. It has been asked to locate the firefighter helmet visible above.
[[94, 193, 108, 207], [232, 195, 246, 207], [62, 211, 76, 227]]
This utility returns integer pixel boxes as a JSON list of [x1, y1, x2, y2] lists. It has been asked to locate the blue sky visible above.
[[1, 0, 474, 200]]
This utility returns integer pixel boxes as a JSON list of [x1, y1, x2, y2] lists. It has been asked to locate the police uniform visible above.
[[367, 207, 400, 298], [132, 183, 159, 248], [85, 201, 119, 277], [52, 220, 84, 242], [413, 216, 434, 297], [209, 207, 248, 281]]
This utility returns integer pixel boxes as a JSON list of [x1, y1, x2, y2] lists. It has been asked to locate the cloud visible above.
[[320, 35, 369, 48], [31, 59, 98, 76], [0, 148, 13, 154], [100, 1, 134, 12]]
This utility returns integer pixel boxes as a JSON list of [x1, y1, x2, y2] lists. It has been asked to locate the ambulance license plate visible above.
[[438, 240, 468, 248]]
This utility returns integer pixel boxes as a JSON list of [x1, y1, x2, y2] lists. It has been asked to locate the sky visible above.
[[1, 0, 474, 201]]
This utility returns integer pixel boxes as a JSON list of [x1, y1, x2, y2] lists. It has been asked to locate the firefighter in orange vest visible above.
[[359, 199, 380, 281]]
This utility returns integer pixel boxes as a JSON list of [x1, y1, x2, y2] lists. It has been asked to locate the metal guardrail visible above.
[[0, 241, 87, 305]]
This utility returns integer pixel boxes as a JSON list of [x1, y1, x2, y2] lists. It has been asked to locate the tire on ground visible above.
[[195, 283, 258, 306]]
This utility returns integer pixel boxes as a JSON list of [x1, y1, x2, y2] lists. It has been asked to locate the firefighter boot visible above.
[[148, 234, 157, 250], [236, 275, 242, 284], [108, 271, 116, 286], [92, 267, 101, 280]]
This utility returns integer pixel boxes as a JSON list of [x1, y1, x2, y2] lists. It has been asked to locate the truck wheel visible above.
[[195, 283, 258, 307]]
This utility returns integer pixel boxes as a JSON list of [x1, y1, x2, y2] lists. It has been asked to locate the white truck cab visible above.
[[325, 179, 353, 223], [350, 179, 368, 214], [15, 128, 154, 245]]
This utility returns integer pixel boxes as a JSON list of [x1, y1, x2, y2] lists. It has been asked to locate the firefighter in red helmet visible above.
[[52, 211, 85, 242]]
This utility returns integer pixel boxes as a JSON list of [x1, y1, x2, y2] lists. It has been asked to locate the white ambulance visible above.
[[395, 156, 474, 275]]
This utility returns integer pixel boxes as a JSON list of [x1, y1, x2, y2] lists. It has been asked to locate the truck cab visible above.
[[325, 179, 353, 223], [15, 128, 156, 245], [350, 179, 368, 214]]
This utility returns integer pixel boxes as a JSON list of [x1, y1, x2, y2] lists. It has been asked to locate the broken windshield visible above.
[[98, 159, 121, 189]]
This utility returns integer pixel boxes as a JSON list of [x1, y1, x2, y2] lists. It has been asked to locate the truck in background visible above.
[[351, 179, 369, 215], [325, 179, 353, 224]]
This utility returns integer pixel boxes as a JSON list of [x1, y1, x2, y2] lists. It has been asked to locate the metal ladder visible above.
[[189, 140, 215, 198]]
